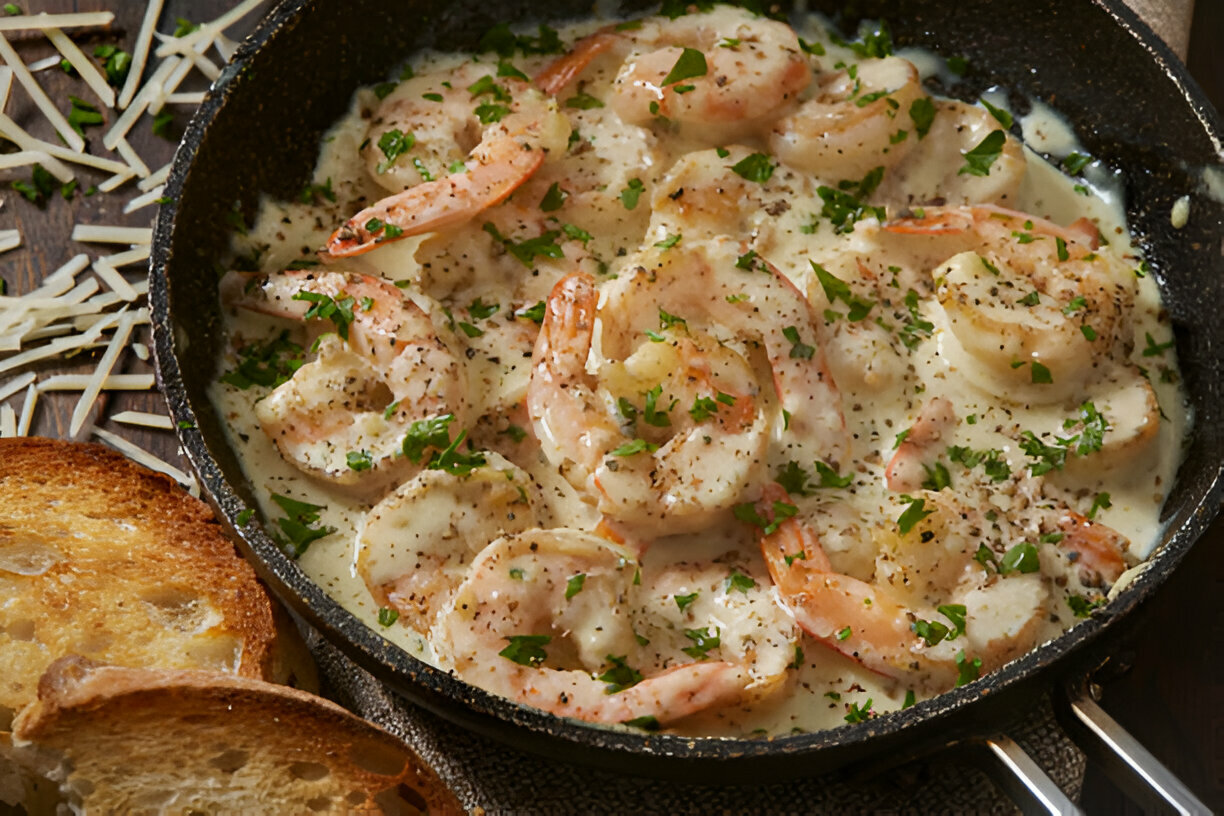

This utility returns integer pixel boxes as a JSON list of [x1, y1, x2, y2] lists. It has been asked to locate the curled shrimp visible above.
[[537, 6, 809, 141], [528, 241, 848, 534], [326, 64, 570, 257], [769, 56, 927, 182], [221, 268, 466, 490], [884, 396, 957, 492], [431, 529, 755, 726], [356, 453, 537, 635], [875, 100, 1027, 207], [884, 205, 1134, 403], [755, 484, 1067, 690]]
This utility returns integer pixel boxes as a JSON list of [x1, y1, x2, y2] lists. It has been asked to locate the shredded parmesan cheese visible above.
[[0, 33, 85, 152], [0, 150, 74, 182], [92, 259, 140, 301], [111, 410, 174, 430], [38, 373, 156, 392], [71, 225, 153, 245], [0, 405, 14, 438], [124, 185, 166, 213], [0, 372, 35, 403], [117, 0, 165, 110], [91, 426, 199, 494], [70, 309, 137, 435], [16, 381, 36, 436], [0, 230, 20, 254], [138, 162, 171, 192], [46, 26, 115, 108], [0, 12, 114, 31]]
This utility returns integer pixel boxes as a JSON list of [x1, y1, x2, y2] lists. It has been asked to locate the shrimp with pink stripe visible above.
[[527, 240, 848, 536]]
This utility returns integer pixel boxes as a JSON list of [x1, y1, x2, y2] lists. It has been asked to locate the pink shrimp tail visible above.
[[535, 29, 620, 96]]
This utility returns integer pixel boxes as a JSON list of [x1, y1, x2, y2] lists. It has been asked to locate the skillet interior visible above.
[[151, 0, 1224, 781]]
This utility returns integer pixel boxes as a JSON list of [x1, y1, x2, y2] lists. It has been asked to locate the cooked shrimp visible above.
[[537, 7, 809, 142], [1050, 509, 1131, 587], [356, 453, 537, 635], [884, 205, 1134, 403], [222, 268, 466, 489], [528, 241, 847, 533], [884, 397, 957, 492], [326, 65, 570, 257], [875, 100, 1027, 207], [769, 57, 926, 181], [611, 6, 810, 138], [756, 484, 1051, 690], [431, 529, 753, 726]]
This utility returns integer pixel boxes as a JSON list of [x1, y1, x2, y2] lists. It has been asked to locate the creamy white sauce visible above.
[[210, 9, 1187, 737]]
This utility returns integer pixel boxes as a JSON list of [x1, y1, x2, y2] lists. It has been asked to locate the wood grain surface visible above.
[[0, 0, 1219, 811]]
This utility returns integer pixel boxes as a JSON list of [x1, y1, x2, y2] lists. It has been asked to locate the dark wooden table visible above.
[[1, 1, 1219, 811]]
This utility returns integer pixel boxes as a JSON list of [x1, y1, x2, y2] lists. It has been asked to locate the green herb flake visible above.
[[499, 634, 550, 667], [959, 130, 1007, 177], [623, 715, 661, 731], [565, 573, 586, 600], [730, 152, 775, 184], [681, 627, 720, 659], [836, 626, 852, 641], [733, 500, 797, 537], [1030, 361, 1053, 384], [782, 325, 815, 360], [897, 497, 934, 535], [1062, 152, 1093, 175], [269, 493, 335, 557], [564, 91, 604, 110], [725, 571, 756, 595], [1000, 542, 1040, 574], [909, 97, 936, 139], [598, 654, 644, 693], [610, 438, 658, 456], [378, 607, 399, 627], [674, 592, 699, 611], [173, 17, 200, 37], [539, 182, 567, 212], [980, 98, 1013, 129], [955, 650, 982, 686], [346, 450, 373, 471], [844, 698, 874, 724], [1142, 332, 1174, 357], [662, 47, 708, 85], [620, 178, 645, 210], [236, 508, 254, 526], [1087, 491, 1112, 519], [1067, 593, 1105, 618]]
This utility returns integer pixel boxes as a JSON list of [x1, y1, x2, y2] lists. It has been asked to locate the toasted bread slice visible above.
[[0, 437, 280, 721], [10, 657, 462, 815]]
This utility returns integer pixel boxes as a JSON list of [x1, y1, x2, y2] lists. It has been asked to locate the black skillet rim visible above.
[[150, 0, 1224, 771]]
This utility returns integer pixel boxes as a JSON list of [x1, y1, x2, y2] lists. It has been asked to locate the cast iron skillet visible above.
[[150, 0, 1224, 797]]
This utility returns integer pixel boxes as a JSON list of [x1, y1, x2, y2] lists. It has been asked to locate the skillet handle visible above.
[[970, 734, 1083, 815], [1056, 671, 1211, 815]]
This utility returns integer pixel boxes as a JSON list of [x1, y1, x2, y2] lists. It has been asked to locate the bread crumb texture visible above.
[[0, 438, 278, 719], [11, 658, 462, 814]]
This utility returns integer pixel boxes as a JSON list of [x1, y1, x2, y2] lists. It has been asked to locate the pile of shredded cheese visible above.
[[0, 0, 267, 492]]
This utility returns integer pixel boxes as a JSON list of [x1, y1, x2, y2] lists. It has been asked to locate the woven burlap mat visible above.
[[307, 632, 1083, 814]]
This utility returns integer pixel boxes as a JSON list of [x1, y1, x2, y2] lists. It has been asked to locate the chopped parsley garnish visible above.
[[515, 301, 546, 323], [610, 438, 658, 456], [1062, 152, 1093, 175], [909, 97, 936, 139], [293, 290, 356, 340], [92, 44, 131, 86], [736, 249, 767, 272], [682, 627, 720, 659], [1017, 290, 1040, 307], [620, 178, 645, 209], [811, 261, 874, 321], [782, 325, 815, 359], [67, 96, 103, 137], [836, 626, 852, 641], [844, 698, 874, 723], [817, 179, 885, 234], [1087, 491, 1112, 519], [674, 592, 699, 611], [730, 152, 775, 183], [426, 429, 486, 476], [955, 650, 982, 686], [598, 655, 643, 693], [623, 715, 661, 731], [478, 22, 564, 57], [775, 461, 812, 496], [401, 414, 456, 462], [903, 689, 917, 709], [378, 607, 399, 627], [654, 233, 682, 250], [270, 493, 335, 557], [220, 331, 304, 390], [565, 573, 586, 599], [564, 92, 604, 110], [299, 177, 336, 204], [482, 223, 564, 266], [642, 384, 675, 427], [3, 4, 19, 14], [897, 497, 934, 534], [662, 47, 708, 85], [725, 571, 756, 594], [814, 461, 853, 488], [1067, 593, 1105, 618], [475, 102, 511, 123], [689, 391, 735, 422], [911, 618, 949, 647], [898, 288, 934, 349], [539, 182, 567, 212], [499, 634, 550, 667], [946, 55, 968, 75], [921, 461, 951, 491], [1030, 361, 1053, 384], [1056, 236, 1070, 262], [733, 500, 798, 536], [980, 99, 1013, 129], [173, 17, 199, 37], [376, 128, 415, 173], [1142, 332, 1175, 357], [468, 297, 500, 320], [947, 445, 1010, 482], [831, 19, 892, 58], [373, 81, 397, 100], [1000, 542, 1039, 574], [346, 450, 373, 471], [959, 130, 1007, 177]]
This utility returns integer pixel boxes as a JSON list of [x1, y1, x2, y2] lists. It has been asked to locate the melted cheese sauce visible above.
[[210, 9, 1186, 737]]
